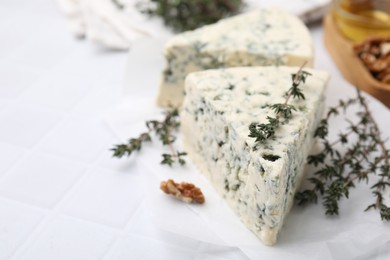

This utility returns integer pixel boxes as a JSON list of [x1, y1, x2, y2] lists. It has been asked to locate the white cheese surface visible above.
[[181, 66, 329, 245], [157, 7, 314, 107]]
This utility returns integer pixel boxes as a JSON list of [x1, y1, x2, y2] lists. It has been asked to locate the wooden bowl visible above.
[[323, 13, 390, 109]]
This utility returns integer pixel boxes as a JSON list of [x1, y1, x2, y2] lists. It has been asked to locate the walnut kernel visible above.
[[370, 58, 387, 72], [355, 38, 390, 85], [160, 179, 205, 204]]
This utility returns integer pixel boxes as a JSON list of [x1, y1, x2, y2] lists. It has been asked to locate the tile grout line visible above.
[[1, 97, 117, 258], [101, 196, 149, 260], [0, 76, 115, 185], [7, 169, 90, 259], [0, 60, 80, 183], [0, 5, 130, 257], [0, 196, 49, 215], [0, 27, 101, 257], [8, 145, 121, 259], [0, 103, 67, 185], [0, 17, 129, 256]]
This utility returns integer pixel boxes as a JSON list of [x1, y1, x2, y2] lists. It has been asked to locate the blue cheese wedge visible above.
[[157, 7, 314, 107], [181, 66, 329, 245]]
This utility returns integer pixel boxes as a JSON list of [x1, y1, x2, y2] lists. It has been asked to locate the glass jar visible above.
[[332, 0, 390, 42]]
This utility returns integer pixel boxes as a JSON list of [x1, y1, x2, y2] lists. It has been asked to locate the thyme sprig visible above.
[[296, 89, 390, 221], [111, 108, 187, 166], [136, 0, 243, 32], [248, 62, 311, 144]]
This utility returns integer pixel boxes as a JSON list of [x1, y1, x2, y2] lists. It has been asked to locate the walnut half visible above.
[[354, 37, 390, 85], [160, 179, 205, 204]]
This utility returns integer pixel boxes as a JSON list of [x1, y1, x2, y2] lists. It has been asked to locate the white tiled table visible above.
[[0, 1, 142, 259], [0, 1, 250, 259], [1, 1, 389, 260]]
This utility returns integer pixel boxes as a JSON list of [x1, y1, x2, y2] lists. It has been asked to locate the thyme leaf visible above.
[[296, 89, 390, 221], [248, 62, 309, 145], [135, 0, 243, 32], [111, 108, 187, 166]]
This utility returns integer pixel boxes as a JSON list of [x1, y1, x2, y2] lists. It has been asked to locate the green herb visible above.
[[112, 133, 151, 158], [135, 0, 243, 32], [161, 152, 188, 166], [296, 89, 390, 221], [248, 62, 310, 145], [111, 108, 187, 167]]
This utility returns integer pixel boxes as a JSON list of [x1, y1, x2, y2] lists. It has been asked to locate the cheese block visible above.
[[181, 66, 329, 245], [157, 7, 314, 107]]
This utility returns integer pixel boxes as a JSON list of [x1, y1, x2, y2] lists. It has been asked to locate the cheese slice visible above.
[[157, 7, 314, 107], [181, 66, 329, 245]]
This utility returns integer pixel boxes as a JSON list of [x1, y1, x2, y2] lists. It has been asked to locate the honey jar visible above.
[[332, 0, 390, 42]]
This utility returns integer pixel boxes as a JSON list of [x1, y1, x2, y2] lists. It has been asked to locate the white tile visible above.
[[0, 198, 45, 259], [0, 64, 42, 99], [0, 104, 62, 148], [18, 72, 100, 112], [107, 233, 194, 260], [95, 51, 128, 85], [39, 119, 115, 163], [71, 83, 123, 117], [0, 153, 86, 208], [96, 146, 138, 171], [55, 48, 128, 81], [0, 143, 25, 177], [19, 215, 115, 260], [0, 9, 51, 59], [0, 30, 32, 60], [5, 32, 78, 70], [0, 0, 57, 14], [0, 8, 17, 32], [62, 167, 145, 228], [0, 98, 9, 111]]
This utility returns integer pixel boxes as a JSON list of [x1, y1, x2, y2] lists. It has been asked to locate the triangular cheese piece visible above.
[[157, 7, 313, 107], [181, 66, 329, 245]]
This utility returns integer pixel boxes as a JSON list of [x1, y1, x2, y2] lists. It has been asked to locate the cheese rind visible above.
[[157, 7, 314, 107], [181, 66, 329, 245]]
